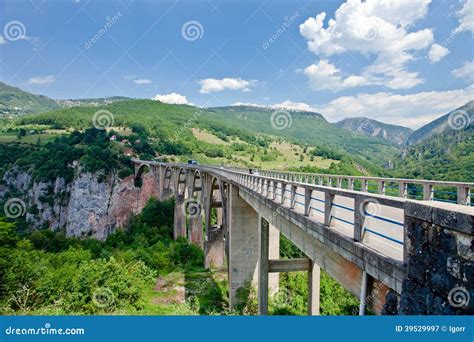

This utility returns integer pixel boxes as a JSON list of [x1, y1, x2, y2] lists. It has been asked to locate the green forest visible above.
[[0, 199, 358, 315]]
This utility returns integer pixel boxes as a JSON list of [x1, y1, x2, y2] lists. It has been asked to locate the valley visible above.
[[0, 82, 472, 316]]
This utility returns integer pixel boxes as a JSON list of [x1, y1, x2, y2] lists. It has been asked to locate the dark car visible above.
[[188, 160, 198, 165]]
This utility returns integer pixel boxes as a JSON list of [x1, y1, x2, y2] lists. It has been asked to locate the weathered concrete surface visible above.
[[228, 185, 259, 308], [204, 227, 225, 268], [239, 188, 402, 314], [173, 194, 186, 239], [258, 217, 270, 315], [188, 214, 203, 247], [268, 223, 280, 295], [398, 202, 474, 315], [308, 261, 320, 315]]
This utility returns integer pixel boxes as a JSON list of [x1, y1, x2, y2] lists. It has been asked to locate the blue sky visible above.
[[0, 0, 473, 128]]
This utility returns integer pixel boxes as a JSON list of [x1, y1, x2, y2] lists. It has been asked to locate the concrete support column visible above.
[[268, 223, 280, 295], [204, 227, 225, 268], [173, 194, 186, 239], [258, 217, 269, 315], [228, 185, 259, 309], [157, 166, 165, 200], [308, 260, 321, 315], [188, 214, 203, 248]]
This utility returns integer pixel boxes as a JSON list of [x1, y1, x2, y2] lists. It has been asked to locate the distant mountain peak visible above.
[[334, 117, 412, 145], [406, 100, 474, 145]]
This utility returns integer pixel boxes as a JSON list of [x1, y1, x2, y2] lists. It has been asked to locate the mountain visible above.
[[406, 101, 474, 145], [0, 82, 60, 116], [208, 105, 398, 167], [0, 81, 133, 117], [392, 101, 474, 182], [334, 117, 412, 145]]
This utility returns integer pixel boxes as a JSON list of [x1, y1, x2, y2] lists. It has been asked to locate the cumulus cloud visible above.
[[299, 0, 435, 91], [133, 78, 152, 84], [428, 44, 449, 63], [27, 75, 55, 85], [455, 0, 474, 33], [199, 77, 256, 94], [314, 86, 474, 128], [153, 92, 191, 105], [452, 61, 474, 82], [303, 60, 371, 91]]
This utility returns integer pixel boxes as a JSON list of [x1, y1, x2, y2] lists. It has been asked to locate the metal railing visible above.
[[249, 169, 473, 206]]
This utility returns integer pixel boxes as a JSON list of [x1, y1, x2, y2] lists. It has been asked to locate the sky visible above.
[[0, 0, 473, 128]]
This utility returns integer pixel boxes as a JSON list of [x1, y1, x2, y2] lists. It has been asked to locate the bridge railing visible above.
[[223, 170, 407, 261], [134, 160, 472, 263], [250, 169, 473, 206]]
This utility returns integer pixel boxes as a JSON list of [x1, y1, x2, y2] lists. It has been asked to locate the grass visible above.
[[231, 141, 339, 170], [139, 268, 228, 315], [191, 128, 229, 145], [0, 133, 59, 145]]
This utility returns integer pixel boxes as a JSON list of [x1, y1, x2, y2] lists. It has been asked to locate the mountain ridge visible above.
[[334, 117, 412, 145], [406, 100, 474, 145]]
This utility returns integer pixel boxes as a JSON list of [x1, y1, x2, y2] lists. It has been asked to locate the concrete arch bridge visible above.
[[132, 159, 474, 315]]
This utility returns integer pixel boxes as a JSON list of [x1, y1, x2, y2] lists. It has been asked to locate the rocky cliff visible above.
[[1, 168, 158, 240], [334, 117, 412, 145]]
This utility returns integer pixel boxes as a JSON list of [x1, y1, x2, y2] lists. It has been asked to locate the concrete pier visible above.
[[133, 159, 474, 316]]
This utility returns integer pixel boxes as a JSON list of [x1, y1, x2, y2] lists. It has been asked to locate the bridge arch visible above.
[[134, 163, 152, 186], [163, 166, 173, 191], [175, 167, 187, 197]]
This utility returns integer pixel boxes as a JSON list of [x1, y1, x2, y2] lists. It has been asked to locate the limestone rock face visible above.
[[1, 168, 158, 240]]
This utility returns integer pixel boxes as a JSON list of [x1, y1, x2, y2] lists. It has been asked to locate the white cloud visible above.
[[455, 0, 474, 33], [428, 44, 449, 63], [0, 36, 6, 45], [452, 61, 474, 82], [133, 78, 152, 84], [303, 60, 372, 91], [153, 92, 191, 105], [314, 86, 474, 128], [199, 77, 256, 94], [27, 75, 55, 85], [299, 0, 434, 91]]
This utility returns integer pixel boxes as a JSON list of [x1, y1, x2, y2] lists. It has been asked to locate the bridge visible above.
[[132, 159, 474, 315]]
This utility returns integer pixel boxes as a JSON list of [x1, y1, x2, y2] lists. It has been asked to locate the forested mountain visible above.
[[394, 126, 473, 182], [208, 105, 398, 168], [0, 82, 60, 116], [334, 117, 412, 145], [0, 81, 133, 117], [406, 101, 474, 145]]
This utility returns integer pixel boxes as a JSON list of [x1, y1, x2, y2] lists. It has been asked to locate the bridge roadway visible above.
[[132, 159, 474, 315]]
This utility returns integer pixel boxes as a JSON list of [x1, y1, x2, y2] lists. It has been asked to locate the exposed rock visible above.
[[2, 166, 158, 240]]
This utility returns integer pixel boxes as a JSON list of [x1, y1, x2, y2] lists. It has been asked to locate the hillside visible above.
[[208, 105, 398, 168], [3, 100, 391, 175], [334, 117, 412, 145], [406, 101, 474, 145], [393, 121, 473, 182], [0, 82, 60, 117]]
